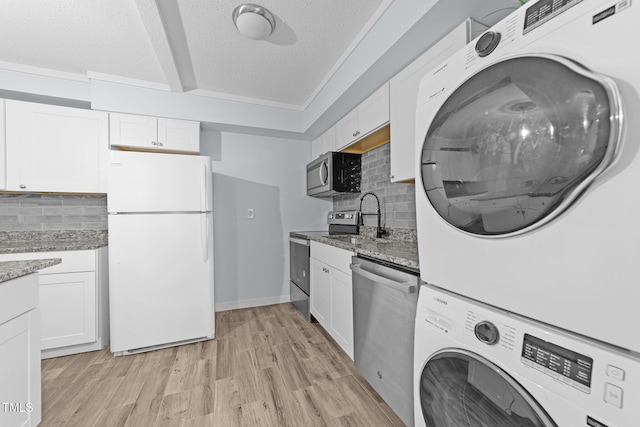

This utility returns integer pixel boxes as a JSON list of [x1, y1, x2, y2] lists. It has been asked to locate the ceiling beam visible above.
[[134, 0, 197, 92]]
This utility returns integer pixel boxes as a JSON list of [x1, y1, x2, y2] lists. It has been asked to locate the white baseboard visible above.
[[41, 337, 106, 360], [215, 295, 291, 312]]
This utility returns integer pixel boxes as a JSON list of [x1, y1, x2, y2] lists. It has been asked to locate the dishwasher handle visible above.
[[350, 263, 416, 294], [289, 236, 310, 246]]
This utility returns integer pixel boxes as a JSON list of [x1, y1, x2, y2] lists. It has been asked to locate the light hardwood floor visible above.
[[40, 303, 406, 426]]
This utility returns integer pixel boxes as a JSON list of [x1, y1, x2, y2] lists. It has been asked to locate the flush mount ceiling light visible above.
[[232, 4, 276, 41]]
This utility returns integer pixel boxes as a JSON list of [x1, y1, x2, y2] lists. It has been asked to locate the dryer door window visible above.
[[420, 54, 622, 237], [419, 350, 556, 427]]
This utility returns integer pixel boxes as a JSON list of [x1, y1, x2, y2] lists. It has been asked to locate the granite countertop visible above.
[[0, 258, 62, 283], [294, 228, 419, 270], [0, 230, 108, 254]]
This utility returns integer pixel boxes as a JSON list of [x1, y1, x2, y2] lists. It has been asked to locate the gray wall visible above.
[[334, 143, 416, 229], [200, 129, 331, 311], [0, 194, 107, 231]]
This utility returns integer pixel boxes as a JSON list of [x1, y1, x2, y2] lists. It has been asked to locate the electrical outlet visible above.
[[247, 208, 254, 219]]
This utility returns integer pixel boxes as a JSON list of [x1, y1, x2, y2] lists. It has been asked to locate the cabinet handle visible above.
[[352, 132, 357, 137], [322, 267, 330, 274], [158, 142, 163, 147], [151, 141, 158, 146], [355, 130, 360, 136], [19, 184, 27, 189]]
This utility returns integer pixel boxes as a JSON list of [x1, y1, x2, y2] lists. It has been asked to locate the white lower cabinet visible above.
[[328, 267, 353, 358], [0, 274, 41, 427], [310, 258, 331, 326], [0, 247, 109, 359], [39, 271, 96, 350], [310, 241, 354, 359]]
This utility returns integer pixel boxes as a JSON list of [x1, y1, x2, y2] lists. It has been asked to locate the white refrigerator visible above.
[[107, 150, 214, 355]]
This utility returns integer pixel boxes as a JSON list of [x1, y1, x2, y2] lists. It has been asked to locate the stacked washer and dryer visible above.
[[413, 0, 640, 426]]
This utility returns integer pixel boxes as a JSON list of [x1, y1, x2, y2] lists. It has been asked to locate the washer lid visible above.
[[420, 54, 622, 237]]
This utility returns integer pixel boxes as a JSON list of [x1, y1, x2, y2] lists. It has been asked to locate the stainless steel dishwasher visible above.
[[350, 255, 419, 427]]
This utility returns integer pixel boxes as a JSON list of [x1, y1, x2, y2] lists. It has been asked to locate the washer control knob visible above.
[[475, 31, 501, 57], [475, 321, 500, 345]]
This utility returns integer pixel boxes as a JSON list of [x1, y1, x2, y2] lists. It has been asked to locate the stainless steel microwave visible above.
[[306, 152, 361, 197]]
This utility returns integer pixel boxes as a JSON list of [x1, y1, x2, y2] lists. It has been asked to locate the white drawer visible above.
[[0, 274, 38, 324], [0, 250, 95, 274], [310, 241, 353, 275]]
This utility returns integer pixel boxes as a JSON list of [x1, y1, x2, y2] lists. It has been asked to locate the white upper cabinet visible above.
[[110, 113, 200, 154], [389, 18, 486, 182], [311, 127, 337, 159], [4, 100, 109, 193], [357, 83, 390, 139], [335, 109, 359, 151], [336, 83, 389, 151]]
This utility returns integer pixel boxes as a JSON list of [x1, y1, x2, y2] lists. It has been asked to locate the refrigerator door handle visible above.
[[200, 213, 209, 262], [200, 163, 207, 212]]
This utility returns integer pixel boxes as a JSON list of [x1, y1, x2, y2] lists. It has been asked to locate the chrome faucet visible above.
[[358, 192, 386, 238]]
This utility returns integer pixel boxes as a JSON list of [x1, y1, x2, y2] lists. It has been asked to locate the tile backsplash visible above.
[[333, 143, 416, 229], [0, 194, 108, 231]]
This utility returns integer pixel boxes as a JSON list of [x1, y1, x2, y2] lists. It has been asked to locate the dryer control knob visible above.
[[475, 31, 501, 57], [474, 321, 500, 345]]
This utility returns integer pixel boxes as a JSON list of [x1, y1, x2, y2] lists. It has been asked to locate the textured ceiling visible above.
[[0, 0, 387, 109], [0, 0, 165, 83]]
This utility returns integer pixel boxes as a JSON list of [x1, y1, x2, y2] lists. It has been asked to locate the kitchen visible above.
[[2, 0, 639, 426]]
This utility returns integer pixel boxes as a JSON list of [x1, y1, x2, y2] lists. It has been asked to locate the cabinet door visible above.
[[322, 126, 337, 154], [0, 308, 41, 427], [109, 113, 158, 150], [157, 118, 200, 153], [389, 20, 471, 182], [5, 100, 109, 193], [357, 83, 390, 138], [39, 272, 96, 350], [335, 109, 358, 151], [310, 258, 331, 327], [311, 134, 324, 160], [330, 268, 354, 359], [311, 127, 338, 159]]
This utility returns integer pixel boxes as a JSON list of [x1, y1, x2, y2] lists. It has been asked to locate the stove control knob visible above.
[[475, 31, 501, 57], [474, 321, 500, 345]]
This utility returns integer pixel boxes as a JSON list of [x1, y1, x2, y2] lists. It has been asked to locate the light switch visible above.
[[247, 208, 254, 219]]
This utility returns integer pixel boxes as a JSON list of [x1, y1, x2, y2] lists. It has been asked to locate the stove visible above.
[[327, 210, 359, 235]]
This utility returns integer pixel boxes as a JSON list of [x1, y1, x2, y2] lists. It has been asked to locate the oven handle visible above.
[[289, 236, 310, 246]]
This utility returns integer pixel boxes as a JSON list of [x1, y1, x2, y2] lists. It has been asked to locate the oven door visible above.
[[289, 236, 310, 294], [289, 236, 310, 321]]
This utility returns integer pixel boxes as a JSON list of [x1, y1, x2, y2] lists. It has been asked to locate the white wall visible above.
[[200, 129, 331, 311]]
